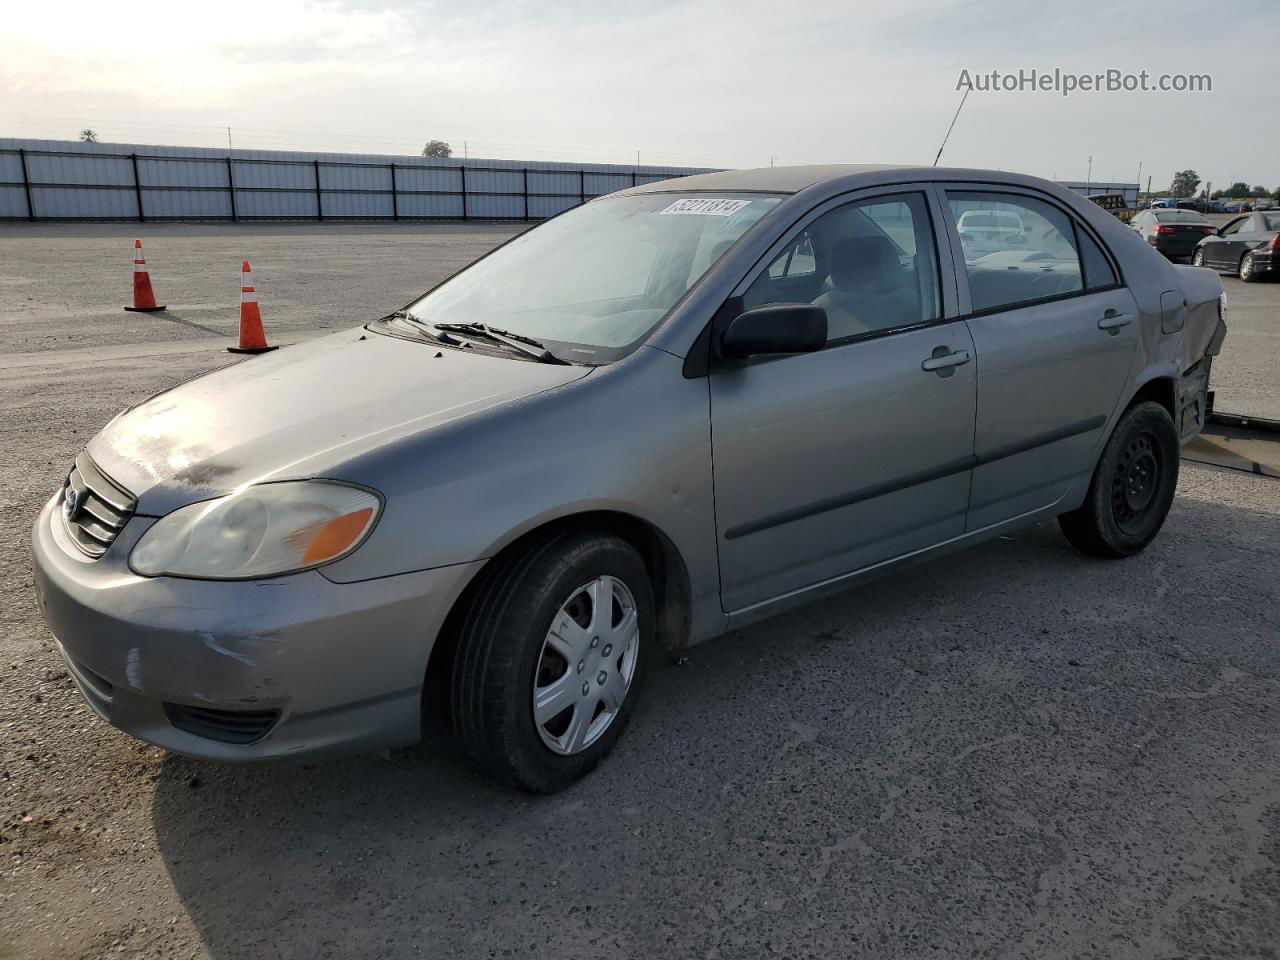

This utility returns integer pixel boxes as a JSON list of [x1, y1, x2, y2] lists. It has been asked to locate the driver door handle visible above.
[[1098, 310, 1133, 331], [921, 349, 971, 372]]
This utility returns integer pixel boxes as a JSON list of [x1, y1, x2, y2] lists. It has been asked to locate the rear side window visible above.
[[948, 191, 1084, 313], [1077, 229, 1117, 289]]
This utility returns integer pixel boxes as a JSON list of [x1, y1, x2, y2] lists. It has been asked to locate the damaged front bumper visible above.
[[30, 492, 482, 762]]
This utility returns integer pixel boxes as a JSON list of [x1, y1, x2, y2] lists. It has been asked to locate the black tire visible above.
[[1058, 401, 1179, 558], [1240, 251, 1261, 283], [1191, 248, 1205, 268], [449, 530, 653, 793]]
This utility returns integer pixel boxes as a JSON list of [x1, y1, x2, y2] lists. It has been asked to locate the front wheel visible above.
[[1240, 251, 1260, 282], [449, 531, 653, 792], [1058, 401, 1180, 558]]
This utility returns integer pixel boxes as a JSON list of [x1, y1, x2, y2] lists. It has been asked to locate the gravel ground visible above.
[[2, 224, 1280, 960]]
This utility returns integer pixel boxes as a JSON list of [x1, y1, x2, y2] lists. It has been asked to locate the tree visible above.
[[1169, 170, 1201, 199], [1272, 186, 1280, 201], [79, 129, 99, 143], [1212, 182, 1252, 199], [421, 140, 452, 158], [1249, 185, 1269, 198]]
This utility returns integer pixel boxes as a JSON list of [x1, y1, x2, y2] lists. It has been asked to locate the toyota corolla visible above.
[[31, 165, 1226, 792]]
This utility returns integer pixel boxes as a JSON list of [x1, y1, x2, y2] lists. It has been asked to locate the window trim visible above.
[[938, 183, 1126, 320]]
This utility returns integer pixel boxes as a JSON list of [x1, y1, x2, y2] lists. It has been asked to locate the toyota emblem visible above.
[[62, 484, 83, 522]]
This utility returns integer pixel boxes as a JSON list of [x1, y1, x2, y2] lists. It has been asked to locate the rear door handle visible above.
[[921, 349, 971, 372], [1098, 311, 1133, 331]]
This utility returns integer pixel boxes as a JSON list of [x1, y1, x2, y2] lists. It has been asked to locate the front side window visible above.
[[405, 193, 781, 361], [1220, 217, 1247, 236], [742, 192, 941, 343], [948, 191, 1084, 312]]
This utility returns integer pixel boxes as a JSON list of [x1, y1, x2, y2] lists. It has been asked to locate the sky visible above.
[[1, 0, 1277, 192]]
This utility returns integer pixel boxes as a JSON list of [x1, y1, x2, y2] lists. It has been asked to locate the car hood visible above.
[[87, 328, 591, 515]]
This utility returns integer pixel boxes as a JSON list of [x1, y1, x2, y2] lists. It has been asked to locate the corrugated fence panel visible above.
[[466, 194, 526, 219], [0, 151, 24, 183], [141, 188, 233, 219], [0, 185, 28, 218], [319, 163, 392, 192], [396, 192, 465, 219], [32, 185, 138, 218], [236, 190, 320, 219], [140, 156, 229, 188], [394, 166, 463, 194], [321, 191, 395, 218], [0, 139, 720, 222]]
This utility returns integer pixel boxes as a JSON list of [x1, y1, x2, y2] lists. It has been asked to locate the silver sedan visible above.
[[31, 165, 1226, 791]]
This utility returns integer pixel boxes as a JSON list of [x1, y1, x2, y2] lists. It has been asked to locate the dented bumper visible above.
[[30, 492, 482, 762]]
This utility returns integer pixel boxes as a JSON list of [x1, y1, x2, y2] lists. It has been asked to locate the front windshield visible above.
[[404, 193, 781, 361]]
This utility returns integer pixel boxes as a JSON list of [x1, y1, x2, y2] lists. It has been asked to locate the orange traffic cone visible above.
[[228, 260, 277, 354], [124, 239, 166, 312]]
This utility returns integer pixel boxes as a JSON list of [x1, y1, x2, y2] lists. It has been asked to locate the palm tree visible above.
[[79, 129, 99, 143]]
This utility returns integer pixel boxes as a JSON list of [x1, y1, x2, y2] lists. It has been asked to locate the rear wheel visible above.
[[449, 531, 652, 792], [1058, 401, 1179, 558], [1240, 251, 1260, 282], [1191, 248, 1205, 268]]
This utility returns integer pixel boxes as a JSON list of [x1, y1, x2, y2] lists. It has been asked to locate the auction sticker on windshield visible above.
[[659, 198, 753, 216]]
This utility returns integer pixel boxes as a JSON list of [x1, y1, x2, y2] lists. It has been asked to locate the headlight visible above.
[[130, 481, 381, 579]]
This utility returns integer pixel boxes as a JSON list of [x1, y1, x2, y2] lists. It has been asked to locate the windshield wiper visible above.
[[430, 322, 569, 364], [383, 310, 465, 347]]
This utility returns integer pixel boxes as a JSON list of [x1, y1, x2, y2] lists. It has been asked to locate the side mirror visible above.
[[719, 304, 827, 360]]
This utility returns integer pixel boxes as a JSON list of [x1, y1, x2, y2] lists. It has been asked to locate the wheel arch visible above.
[[1128, 375, 1176, 420], [424, 509, 693, 719]]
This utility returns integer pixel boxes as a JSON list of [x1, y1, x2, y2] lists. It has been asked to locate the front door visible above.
[[942, 187, 1140, 529], [708, 190, 977, 612]]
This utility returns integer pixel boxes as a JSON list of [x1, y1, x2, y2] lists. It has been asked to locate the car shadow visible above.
[[151, 487, 1280, 959]]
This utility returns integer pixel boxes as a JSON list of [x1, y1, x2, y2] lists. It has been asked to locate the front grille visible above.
[[162, 703, 281, 745], [61, 453, 136, 558]]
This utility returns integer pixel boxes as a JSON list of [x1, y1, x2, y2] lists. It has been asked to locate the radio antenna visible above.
[[933, 87, 971, 167]]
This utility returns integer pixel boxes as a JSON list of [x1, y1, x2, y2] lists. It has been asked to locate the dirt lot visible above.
[[2, 224, 1280, 960]]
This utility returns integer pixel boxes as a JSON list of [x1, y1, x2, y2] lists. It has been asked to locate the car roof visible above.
[[624, 163, 1079, 197]]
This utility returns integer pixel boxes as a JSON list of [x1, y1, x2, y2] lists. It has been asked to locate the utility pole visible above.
[[1136, 160, 1142, 204], [1086, 155, 1092, 196], [227, 126, 232, 150]]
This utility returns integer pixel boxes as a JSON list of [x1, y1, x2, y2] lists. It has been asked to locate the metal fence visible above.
[[0, 139, 717, 223]]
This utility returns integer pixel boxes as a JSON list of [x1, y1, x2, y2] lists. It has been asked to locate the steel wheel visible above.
[[533, 575, 639, 756], [1192, 248, 1205, 267], [1110, 430, 1163, 535]]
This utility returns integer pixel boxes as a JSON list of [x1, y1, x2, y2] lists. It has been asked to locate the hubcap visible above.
[[532, 575, 639, 756], [1111, 431, 1162, 534], [1242, 255, 1253, 279]]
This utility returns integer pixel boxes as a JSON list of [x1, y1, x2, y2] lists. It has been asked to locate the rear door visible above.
[[940, 186, 1139, 530], [708, 188, 976, 612]]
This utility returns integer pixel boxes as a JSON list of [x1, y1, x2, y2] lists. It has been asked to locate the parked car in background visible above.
[[955, 208, 1028, 257], [31, 165, 1226, 792], [1255, 199, 1276, 211], [1193, 210, 1280, 281], [1131, 208, 1215, 260], [1149, 198, 1175, 208], [1223, 201, 1254, 213]]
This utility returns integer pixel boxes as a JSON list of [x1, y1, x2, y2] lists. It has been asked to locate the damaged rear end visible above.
[[1168, 264, 1228, 442]]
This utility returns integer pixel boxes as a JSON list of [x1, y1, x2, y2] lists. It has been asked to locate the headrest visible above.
[[829, 235, 902, 293]]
